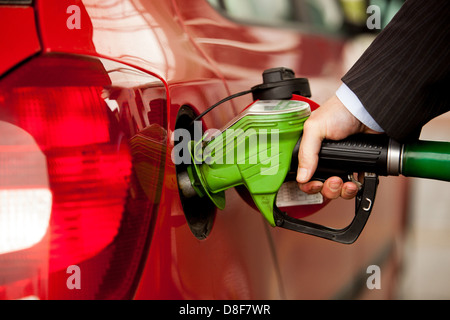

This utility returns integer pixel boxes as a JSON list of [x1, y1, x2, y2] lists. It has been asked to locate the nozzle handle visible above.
[[290, 134, 394, 181]]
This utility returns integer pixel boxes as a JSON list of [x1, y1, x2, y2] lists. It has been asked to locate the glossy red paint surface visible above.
[[0, 6, 41, 75], [0, 0, 409, 299]]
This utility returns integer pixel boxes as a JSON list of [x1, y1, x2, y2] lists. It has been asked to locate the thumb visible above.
[[296, 120, 324, 184]]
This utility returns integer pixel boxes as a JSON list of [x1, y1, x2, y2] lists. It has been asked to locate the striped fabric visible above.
[[342, 0, 450, 142]]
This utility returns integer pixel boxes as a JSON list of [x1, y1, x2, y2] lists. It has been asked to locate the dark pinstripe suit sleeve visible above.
[[342, 0, 450, 142]]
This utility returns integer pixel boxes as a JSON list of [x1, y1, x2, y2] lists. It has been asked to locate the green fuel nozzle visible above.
[[177, 68, 450, 244], [185, 99, 311, 226]]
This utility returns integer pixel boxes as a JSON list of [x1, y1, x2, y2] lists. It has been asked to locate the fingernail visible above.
[[329, 180, 342, 192], [344, 184, 358, 197], [297, 168, 308, 183]]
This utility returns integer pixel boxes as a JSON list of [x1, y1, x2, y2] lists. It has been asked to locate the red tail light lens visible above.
[[0, 54, 167, 299]]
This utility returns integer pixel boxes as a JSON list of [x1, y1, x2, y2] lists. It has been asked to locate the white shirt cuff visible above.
[[336, 83, 384, 132]]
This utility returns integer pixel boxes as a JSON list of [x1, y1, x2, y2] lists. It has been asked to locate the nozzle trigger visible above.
[[274, 173, 379, 244]]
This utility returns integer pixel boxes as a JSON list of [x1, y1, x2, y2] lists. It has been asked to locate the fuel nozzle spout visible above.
[[178, 171, 199, 199]]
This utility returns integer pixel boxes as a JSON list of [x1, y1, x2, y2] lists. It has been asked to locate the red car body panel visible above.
[[0, 7, 41, 75], [0, 0, 408, 299]]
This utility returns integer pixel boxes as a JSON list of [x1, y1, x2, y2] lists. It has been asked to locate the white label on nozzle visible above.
[[248, 100, 310, 114], [276, 181, 323, 207]]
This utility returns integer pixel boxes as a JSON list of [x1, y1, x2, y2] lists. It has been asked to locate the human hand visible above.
[[296, 94, 381, 200]]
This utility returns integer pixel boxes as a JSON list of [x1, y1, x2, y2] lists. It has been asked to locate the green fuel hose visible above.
[[402, 140, 450, 182]]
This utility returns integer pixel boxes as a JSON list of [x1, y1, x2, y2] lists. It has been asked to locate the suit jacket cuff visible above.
[[336, 83, 384, 132]]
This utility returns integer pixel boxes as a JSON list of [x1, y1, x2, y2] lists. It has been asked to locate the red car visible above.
[[0, 0, 408, 300]]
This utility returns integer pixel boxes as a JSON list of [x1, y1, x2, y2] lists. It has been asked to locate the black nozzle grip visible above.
[[290, 134, 390, 181]]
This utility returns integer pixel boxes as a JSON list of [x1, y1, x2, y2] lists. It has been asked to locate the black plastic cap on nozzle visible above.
[[251, 67, 311, 100], [262, 67, 295, 83]]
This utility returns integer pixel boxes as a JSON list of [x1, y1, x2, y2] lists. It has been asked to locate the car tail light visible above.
[[0, 54, 167, 299]]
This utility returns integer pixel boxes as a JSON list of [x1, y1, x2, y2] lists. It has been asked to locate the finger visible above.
[[296, 120, 324, 183], [321, 177, 343, 200], [298, 180, 323, 194], [341, 181, 359, 200]]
